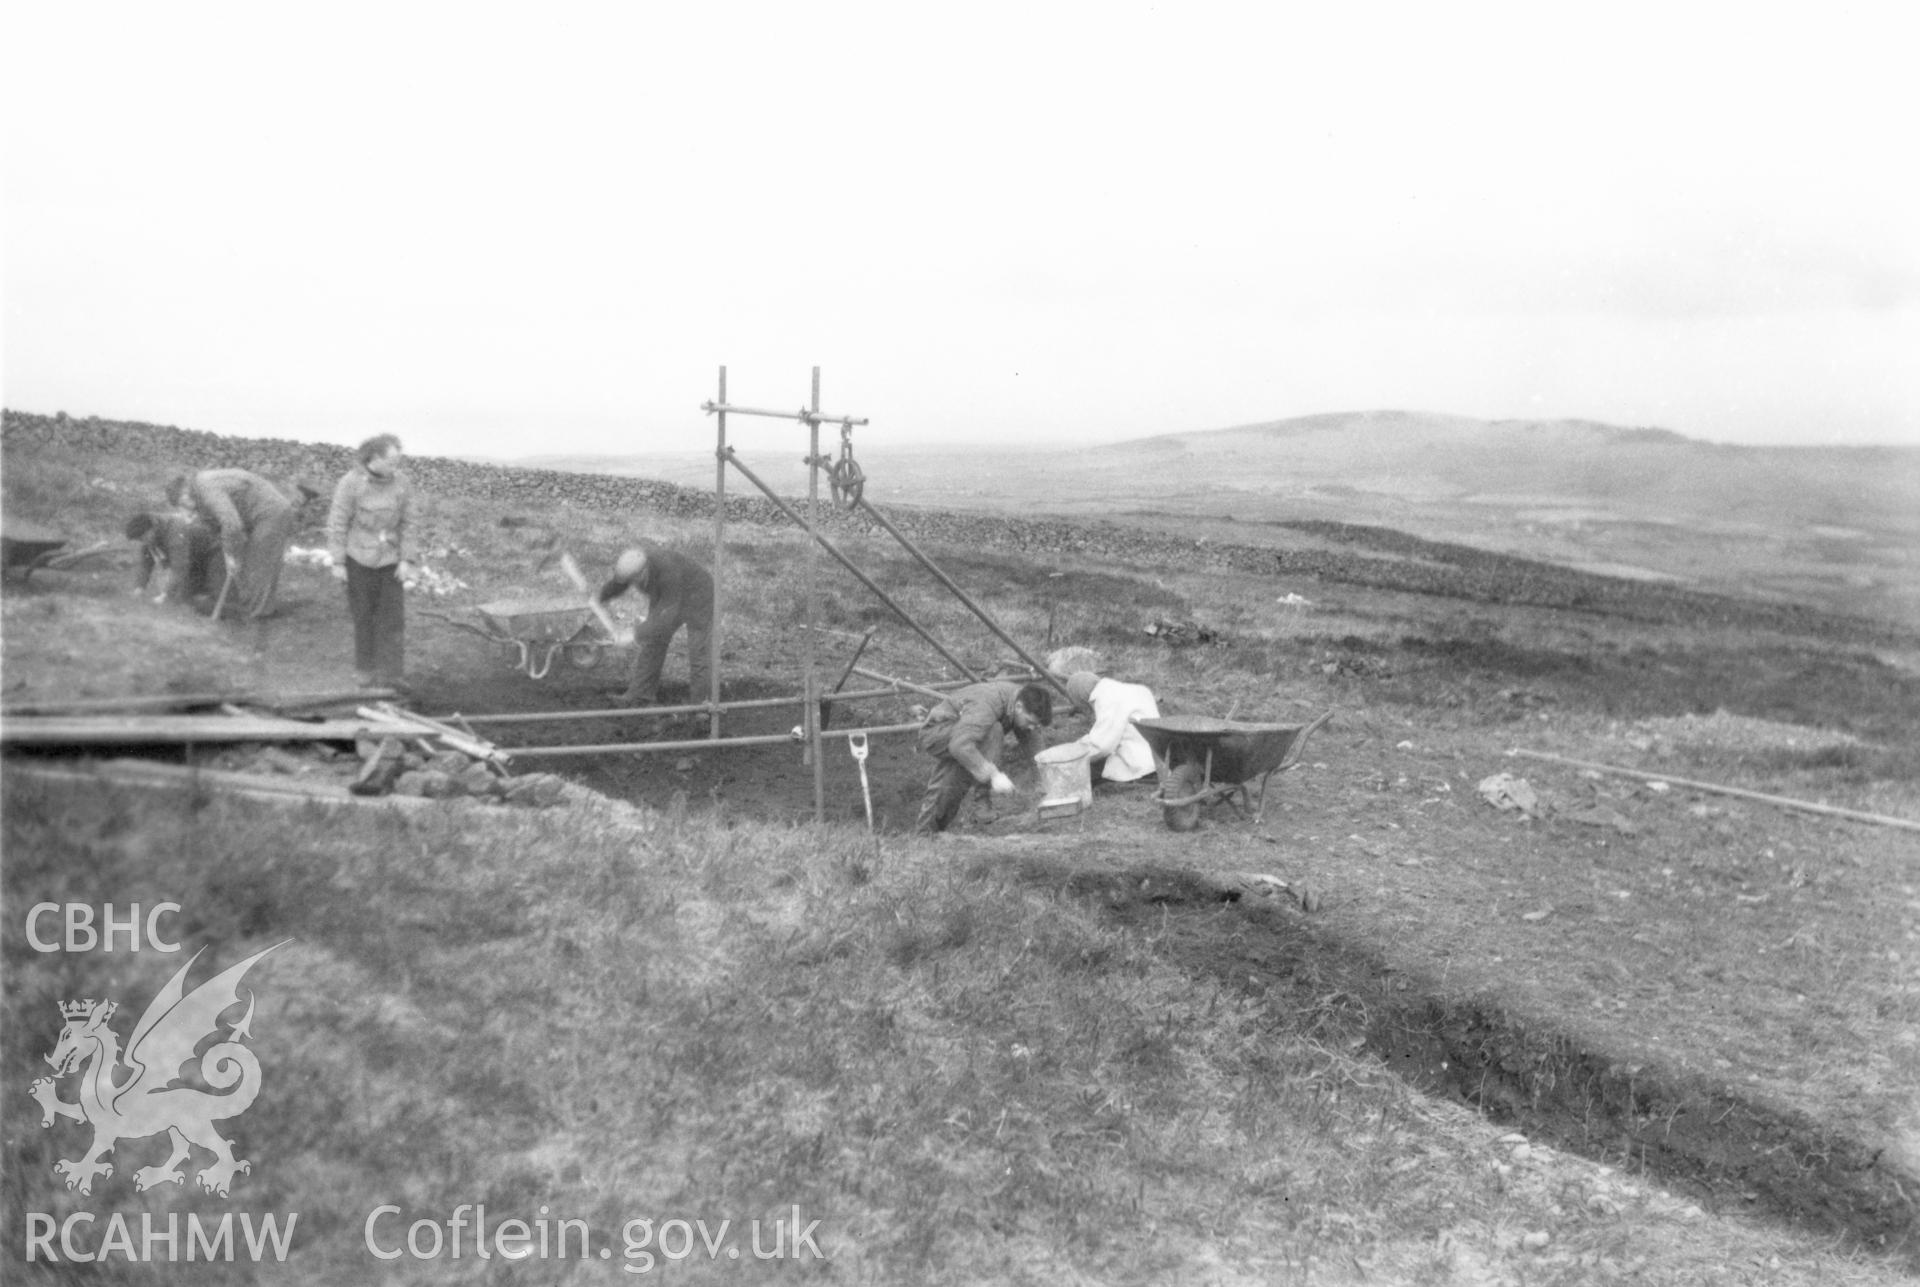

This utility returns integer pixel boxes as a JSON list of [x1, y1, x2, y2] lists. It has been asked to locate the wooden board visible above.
[[0, 714, 424, 747], [4, 758, 443, 811], [0, 688, 396, 718]]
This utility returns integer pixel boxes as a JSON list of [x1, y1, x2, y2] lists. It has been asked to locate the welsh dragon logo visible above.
[[31, 941, 285, 1197]]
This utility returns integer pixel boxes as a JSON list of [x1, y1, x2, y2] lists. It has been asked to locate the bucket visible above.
[[1034, 742, 1093, 815]]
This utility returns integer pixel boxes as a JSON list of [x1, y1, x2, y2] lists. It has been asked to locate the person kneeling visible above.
[[125, 510, 221, 608], [913, 680, 1053, 835], [1061, 670, 1160, 785]]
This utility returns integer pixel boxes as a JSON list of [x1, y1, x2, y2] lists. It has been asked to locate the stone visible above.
[[255, 747, 309, 776], [350, 737, 405, 796], [423, 749, 470, 774], [393, 769, 460, 798], [503, 773, 567, 807]]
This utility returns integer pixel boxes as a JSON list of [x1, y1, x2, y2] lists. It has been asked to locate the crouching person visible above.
[[1062, 670, 1161, 784], [125, 510, 221, 607], [913, 680, 1054, 835]]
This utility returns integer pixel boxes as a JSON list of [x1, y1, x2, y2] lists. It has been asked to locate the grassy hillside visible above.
[[14, 774, 1904, 1285], [5, 418, 1920, 1280]]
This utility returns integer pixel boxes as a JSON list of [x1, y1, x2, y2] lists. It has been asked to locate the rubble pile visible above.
[[207, 737, 574, 808]]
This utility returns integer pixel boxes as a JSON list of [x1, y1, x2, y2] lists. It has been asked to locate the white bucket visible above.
[[1034, 742, 1093, 814]]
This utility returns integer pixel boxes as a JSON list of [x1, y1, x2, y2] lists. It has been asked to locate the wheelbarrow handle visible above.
[[417, 607, 504, 642]]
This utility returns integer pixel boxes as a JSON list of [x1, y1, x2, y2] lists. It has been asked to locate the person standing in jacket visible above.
[[167, 468, 296, 619], [327, 435, 414, 689], [912, 680, 1054, 835], [596, 542, 715, 706]]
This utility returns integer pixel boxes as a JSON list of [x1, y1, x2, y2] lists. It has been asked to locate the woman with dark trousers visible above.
[[327, 435, 414, 690]]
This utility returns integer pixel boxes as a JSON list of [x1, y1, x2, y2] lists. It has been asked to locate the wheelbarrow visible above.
[[1136, 710, 1333, 831], [422, 597, 627, 679], [2, 519, 118, 583]]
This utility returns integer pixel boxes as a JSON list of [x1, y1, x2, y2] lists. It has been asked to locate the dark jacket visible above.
[[596, 542, 714, 621], [187, 469, 292, 559], [919, 680, 1042, 782], [133, 513, 220, 601]]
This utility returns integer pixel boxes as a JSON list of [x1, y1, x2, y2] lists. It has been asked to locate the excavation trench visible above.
[[1000, 858, 1920, 1264], [431, 673, 941, 831]]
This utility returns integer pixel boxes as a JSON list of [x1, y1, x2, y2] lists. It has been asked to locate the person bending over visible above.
[[913, 680, 1054, 835], [167, 468, 296, 619], [596, 542, 715, 706], [125, 510, 220, 606]]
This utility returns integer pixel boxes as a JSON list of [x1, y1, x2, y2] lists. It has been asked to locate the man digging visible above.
[[912, 679, 1054, 835], [594, 543, 715, 710]]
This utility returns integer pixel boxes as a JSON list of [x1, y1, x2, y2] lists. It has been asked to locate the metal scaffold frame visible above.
[[475, 367, 1066, 824]]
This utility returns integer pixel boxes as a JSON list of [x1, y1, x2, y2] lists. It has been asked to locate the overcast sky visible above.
[[6, 2, 1917, 461]]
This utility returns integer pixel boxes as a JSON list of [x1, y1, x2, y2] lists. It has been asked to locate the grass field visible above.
[[5, 422, 1919, 1282]]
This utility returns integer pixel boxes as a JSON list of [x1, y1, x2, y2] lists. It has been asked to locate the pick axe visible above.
[[210, 556, 238, 621], [557, 551, 631, 645]]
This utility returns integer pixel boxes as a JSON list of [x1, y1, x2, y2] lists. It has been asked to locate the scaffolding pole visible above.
[[504, 720, 922, 760], [853, 497, 1072, 699], [710, 367, 727, 742], [721, 448, 981, 681], [806, 367, 825, 822], [451, 679, 979, 727]]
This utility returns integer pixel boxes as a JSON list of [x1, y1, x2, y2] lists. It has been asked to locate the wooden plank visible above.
[[5, 759, 442, 810], [1508, 747, 1920, 834], [356, 704, 509, 766], [1, 691, 254, 716], [0, 714, 422, 747], [1, 687, 395, 717]]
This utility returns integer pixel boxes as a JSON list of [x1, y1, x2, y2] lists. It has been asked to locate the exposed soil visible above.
[[415, 638, 956, 832], [6, 422, 1918, 1264], [965, 848, 1919, 1260]]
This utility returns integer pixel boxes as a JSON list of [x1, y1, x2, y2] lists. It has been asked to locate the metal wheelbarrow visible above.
[[2, 520, 117, 583], [422, 597, 624, 679], [1136, 710, 1333, 831]]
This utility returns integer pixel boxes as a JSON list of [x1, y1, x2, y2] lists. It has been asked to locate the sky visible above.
[[5, 2, 1918, 461]]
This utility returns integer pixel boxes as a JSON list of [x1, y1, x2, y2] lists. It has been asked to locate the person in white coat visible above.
[[1063, 671, 1160, 783]]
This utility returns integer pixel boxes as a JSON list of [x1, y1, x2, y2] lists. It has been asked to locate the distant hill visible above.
[[1096, 410, 1920, 536], [523, 409, 1920, 539], [517, 409, 1920, 624]]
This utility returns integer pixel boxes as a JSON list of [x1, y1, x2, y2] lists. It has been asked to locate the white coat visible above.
[[1075, 677, 1160, 782]]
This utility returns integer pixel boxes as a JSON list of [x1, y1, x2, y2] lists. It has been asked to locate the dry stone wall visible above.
[[0, 409, 1880, 640]]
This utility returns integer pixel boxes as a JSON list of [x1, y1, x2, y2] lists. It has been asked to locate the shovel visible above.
[[848, 731, 882, 871], [849, 732, 875, 832]]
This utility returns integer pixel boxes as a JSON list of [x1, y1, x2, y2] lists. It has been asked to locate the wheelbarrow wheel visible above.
[[1163, 762, 1204, 832], [565, 642, 602, 670]]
